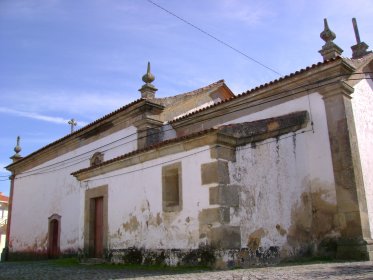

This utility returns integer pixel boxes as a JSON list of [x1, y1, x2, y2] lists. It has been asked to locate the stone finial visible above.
[[351, 18, 371, 59], [10, 136, 22, 162], [319, 18, 343, 61], [139, 62, 157, 99]]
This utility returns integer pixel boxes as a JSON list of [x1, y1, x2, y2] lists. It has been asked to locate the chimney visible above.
[[319, 18, 343, 61]]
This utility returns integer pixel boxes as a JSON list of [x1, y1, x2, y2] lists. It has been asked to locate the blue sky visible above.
[[0, 0, 372, 195]]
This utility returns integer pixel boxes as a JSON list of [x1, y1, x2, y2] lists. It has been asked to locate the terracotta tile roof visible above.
[[154, 79, 229, 107], [6, 98, 145, 169], [169, 56, 345, 124], [342, 52, 373, 69], [0, 192, 9, 203], [72, 128, 216, 176]]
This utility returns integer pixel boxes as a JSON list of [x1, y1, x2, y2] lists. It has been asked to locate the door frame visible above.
[[84, 185, 108, 258]]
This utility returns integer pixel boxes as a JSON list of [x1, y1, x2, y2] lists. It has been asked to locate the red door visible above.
[[94, 197, 104, 257], [49, 219, 59, 258]]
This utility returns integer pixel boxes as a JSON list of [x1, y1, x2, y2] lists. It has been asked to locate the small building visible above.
[[0, 192, 9, 260], [3, 19, 373, 266]]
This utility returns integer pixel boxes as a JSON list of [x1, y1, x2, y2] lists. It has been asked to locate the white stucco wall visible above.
[[351, 78, 373, 239], [0, 234, 6, 259], [83, 146, 212, 250], [9, 90, 341, 257], [80, 92, 337, 254], [10, 126, 138, 253], [226, 92, 338, 252]]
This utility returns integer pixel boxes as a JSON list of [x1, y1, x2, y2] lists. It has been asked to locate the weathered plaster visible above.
[[9, 127, 137, 255], [86, 146, 212, 250], [351, 77, 373, 239], [225, 92, 337, 257]]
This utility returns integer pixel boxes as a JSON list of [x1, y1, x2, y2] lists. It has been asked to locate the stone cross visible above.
[[351, 18, 371, 59], [352, 18, 361, 44], [68, 118, 77, 133]]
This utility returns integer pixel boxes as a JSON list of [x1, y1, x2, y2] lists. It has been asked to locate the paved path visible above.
[[0, 261, 373, 279]]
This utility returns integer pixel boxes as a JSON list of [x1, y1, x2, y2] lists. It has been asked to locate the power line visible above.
[[146, 0, 282, 76], [10, 74, 372, 179]]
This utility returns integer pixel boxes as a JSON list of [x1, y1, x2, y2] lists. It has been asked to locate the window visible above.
[[162, 162, 182, 212]]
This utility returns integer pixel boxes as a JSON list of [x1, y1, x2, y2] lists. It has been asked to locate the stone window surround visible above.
[[162, 162, 182, 212]]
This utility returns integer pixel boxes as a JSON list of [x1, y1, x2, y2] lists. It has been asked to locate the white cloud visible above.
[[0, 107, 87, 126], [0, 90, 133, 121]]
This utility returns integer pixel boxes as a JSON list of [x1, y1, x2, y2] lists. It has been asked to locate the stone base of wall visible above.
[[5, 248, 78, 262], [6, 238, 368, 266], [107, 246, 281, 268], [336, 238, 373, 261]]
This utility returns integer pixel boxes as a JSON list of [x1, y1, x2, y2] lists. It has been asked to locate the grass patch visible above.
[[278, 256, 338, 266]]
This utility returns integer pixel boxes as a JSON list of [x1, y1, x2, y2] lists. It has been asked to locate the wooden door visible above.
[[49, 219, 59, 258], [94, 197, 104, 257]]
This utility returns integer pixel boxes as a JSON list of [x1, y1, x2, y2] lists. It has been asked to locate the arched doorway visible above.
[[48, 214, 61, 258]]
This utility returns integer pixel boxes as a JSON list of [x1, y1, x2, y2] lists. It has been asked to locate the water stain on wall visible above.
[[247, 228, 267, 251], [148, 212, 162, 227], [287, 183, 339, 253], [276, 224, 287, 236], [122, 215, 140, 233], [67, 238, 78, 245]]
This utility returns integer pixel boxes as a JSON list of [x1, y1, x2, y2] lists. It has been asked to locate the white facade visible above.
[[10, 127, 137, 253], [0, 196, 8, 260], [85, 146, 212, 250], [225, 92, 337, 254], [351, 78, 373, 239]]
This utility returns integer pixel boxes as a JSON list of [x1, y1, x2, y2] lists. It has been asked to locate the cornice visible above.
[[171, 57, 356, 129]]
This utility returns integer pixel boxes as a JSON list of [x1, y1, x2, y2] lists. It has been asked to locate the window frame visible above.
[[162, 162, 182, 212]]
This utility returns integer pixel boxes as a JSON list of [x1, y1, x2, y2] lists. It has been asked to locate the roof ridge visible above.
[[156, 79, 225, 101]]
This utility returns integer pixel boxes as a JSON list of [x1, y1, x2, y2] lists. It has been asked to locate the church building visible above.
[[3, 19, 373, 266]]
